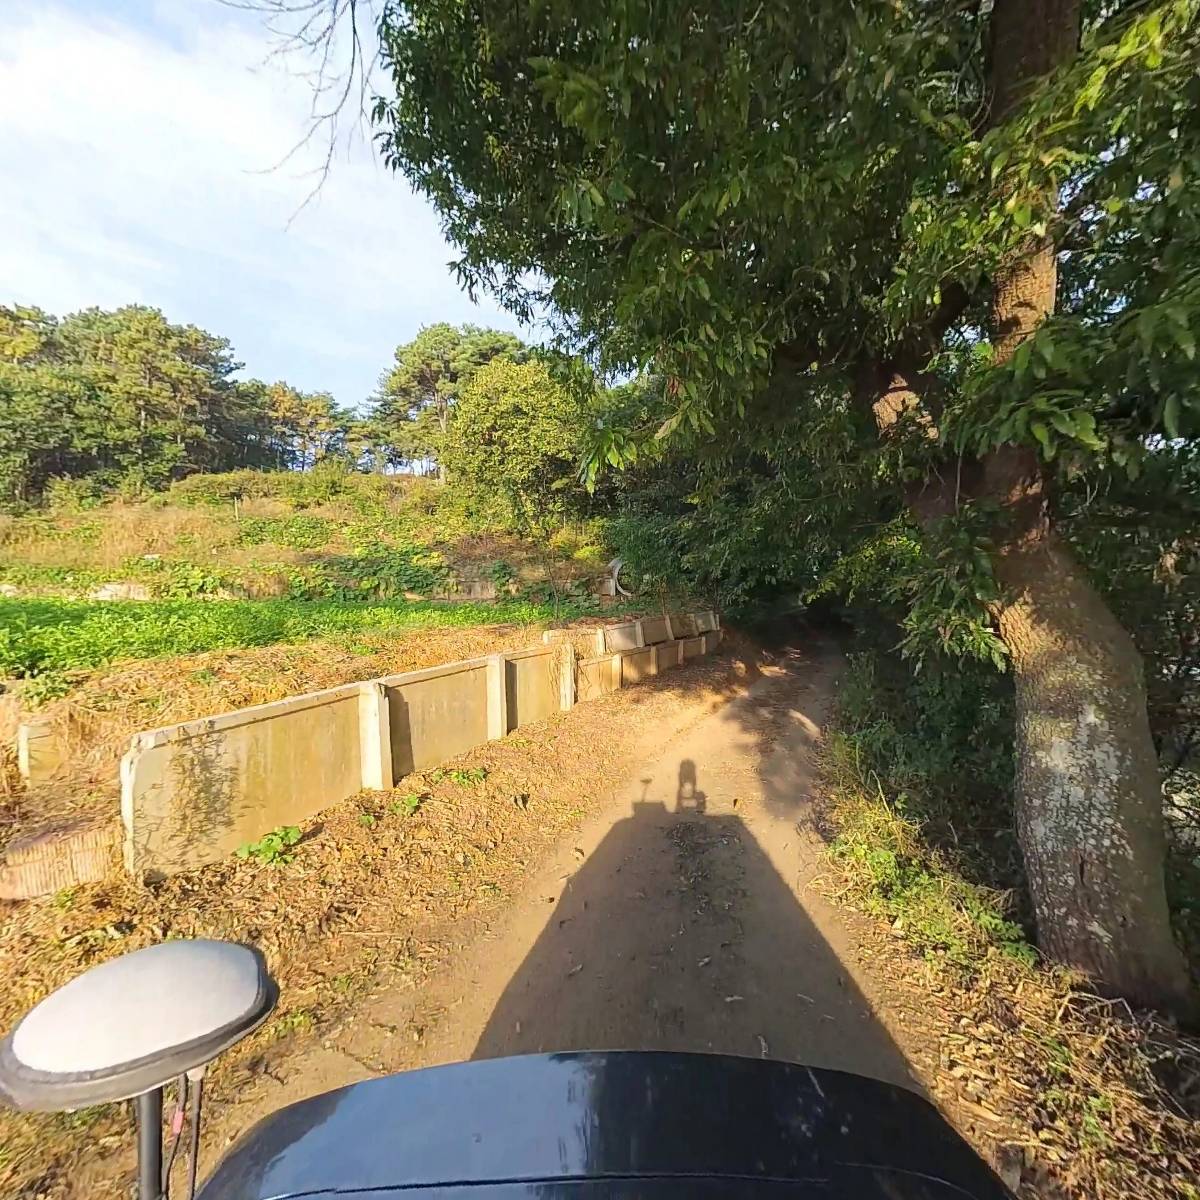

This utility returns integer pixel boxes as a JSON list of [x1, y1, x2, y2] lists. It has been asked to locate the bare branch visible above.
[[218, 0, 383, 220]]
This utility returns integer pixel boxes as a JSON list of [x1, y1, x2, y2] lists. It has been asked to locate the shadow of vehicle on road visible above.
[[473, 764, 913, 1090]]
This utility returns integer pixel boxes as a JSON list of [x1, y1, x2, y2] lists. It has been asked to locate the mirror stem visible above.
[[135, 1087, 164, 1200]]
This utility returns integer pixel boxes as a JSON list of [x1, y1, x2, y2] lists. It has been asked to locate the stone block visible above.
[[17, 721, 68, 784], [89, 582, 151, 601], [0, 821, 119, 900]]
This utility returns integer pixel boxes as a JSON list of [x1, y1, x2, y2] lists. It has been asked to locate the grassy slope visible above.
[[0, 472, 607, 600], [0, 472, 616, 691]]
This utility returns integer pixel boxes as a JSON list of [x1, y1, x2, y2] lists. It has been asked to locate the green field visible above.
[[0, 596, 597, 678]]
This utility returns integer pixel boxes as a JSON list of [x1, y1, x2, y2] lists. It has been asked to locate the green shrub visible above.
[[139, 558, 228, 599], [549, 520, 609, 565], [0, 563, 108, 592], [266, 544, 450, 601], [487, 560, 517, 589], [169, 470, 284, 506], [237, 515, 332, 551], [43, 477, 104, 513]]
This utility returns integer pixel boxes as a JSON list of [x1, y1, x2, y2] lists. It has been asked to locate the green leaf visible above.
[[1047, 410, 1076, 438], [1162, 393, 1181, 439]]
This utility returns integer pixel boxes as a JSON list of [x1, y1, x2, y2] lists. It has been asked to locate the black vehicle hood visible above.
[[198, 1051, 1012, 1199]]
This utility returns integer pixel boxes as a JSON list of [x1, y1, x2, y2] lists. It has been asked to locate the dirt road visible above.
[[239, 639, 919, 1118]]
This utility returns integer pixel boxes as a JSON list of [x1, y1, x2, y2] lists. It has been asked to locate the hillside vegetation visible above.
[[0, 468, 614, 695]]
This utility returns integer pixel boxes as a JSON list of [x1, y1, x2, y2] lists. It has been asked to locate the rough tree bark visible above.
[[982, 0, 1193, 1012]]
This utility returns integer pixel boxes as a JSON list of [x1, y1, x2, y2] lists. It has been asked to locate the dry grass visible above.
[[0, 505, 238, 572], [0, 650, 753, 1199], [0, 497, 604, 607]]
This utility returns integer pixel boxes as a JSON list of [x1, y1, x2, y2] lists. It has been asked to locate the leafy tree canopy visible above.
[[0, 303, 353, 504], [372, 0, 1200, 1008], [376, 1, 1198, 473], [374, 322, 524, 468], [444, 357, 588, 533]]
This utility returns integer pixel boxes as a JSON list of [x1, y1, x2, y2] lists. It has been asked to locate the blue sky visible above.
[[0, 0, 527, 409]]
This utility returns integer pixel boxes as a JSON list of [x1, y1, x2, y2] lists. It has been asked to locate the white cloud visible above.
[[0, 0, 526, 406]]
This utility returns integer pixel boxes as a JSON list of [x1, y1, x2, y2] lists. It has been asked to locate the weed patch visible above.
[[0, 596, 600, 679], [429, 766, 489, 787], [388, 793, 424, 817], [825, 736, 1033, 967], [236, 826, 302, 866]]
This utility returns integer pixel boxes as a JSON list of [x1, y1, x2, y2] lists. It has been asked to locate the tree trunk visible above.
[[995, 536, 1193, 1012], [984, 0, 1192, 1012]]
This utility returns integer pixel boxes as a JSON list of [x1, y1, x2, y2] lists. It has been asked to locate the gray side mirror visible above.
[[0, 940, 277, 1199]]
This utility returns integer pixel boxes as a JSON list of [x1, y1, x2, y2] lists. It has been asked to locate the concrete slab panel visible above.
[[505, 650, 558, 730], [640, 616, 672, 645], [603, 622, 643, 653], [386, 664, 489, 777], [695, 611, 719, 633], [672, 614, 700, 638], [681, 636, 705, 660], [657, 641, 684, 670], [122, 685, 363, 877], [621, 648, 656, 684], [576, 657, 617, 702]]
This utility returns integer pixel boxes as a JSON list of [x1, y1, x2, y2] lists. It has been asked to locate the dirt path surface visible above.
[[224, 639, 918, 1122]]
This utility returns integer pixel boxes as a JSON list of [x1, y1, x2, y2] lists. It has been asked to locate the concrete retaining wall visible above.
[[119, 611, 721, 878]]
